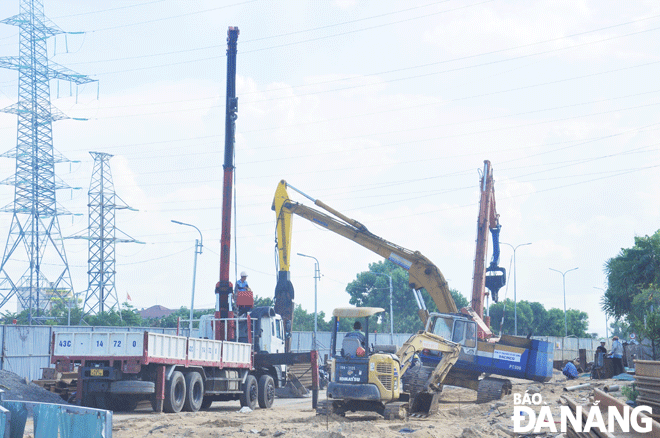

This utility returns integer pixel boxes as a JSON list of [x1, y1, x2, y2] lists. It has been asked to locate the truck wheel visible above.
[[163, 371, 186, 413], [183, 372, 204, 412], [257, 375, 275, 409], [240, 375, 258, 410], [201, 396, 213, 409]]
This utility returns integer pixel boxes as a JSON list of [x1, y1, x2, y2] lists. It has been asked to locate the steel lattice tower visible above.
[[81, 152, 137, 317], [0, 0, 95, 322]]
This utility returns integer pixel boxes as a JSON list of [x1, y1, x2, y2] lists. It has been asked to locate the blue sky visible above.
[[0, 1, 659, 337]]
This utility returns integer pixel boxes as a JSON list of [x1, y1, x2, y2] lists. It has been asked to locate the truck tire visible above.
[[257, 375, 275, 409], [240, 375, 258, 410], [183, 372, 204, 412], [163, 371, 186, 413], [201, 396, 213, 409], [110, 380, 155, 394]]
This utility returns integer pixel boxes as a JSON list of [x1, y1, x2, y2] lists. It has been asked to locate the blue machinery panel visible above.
[[0, 399, 111, 438]]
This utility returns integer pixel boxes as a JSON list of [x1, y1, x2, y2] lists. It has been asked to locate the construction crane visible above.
[[471, 160, 506, 339]]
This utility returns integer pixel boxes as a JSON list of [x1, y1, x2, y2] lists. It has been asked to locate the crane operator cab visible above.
[[321, 307, 405, 419]]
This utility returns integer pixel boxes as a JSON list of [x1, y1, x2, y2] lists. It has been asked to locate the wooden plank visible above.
[[594, 388, 660, 438], [635, 360, 660, 378]]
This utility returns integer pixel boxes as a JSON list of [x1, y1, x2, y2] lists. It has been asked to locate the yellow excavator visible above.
[[272, 177, 553, 416], [316, 306, 461, 418]]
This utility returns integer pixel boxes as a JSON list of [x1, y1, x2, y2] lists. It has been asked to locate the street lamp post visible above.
[[549, 267, 578, 338], [172, 220, 203, 332], [501, 242, 531, 336], [370, 270, 394, 344], [298, 253, 320, 350], [594, 286, 609, 338]]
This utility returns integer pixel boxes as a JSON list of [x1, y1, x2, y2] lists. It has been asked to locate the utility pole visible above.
[[0, 0, 96, 322], [550, 267, 578, 338], [172, 220, 203, 332], [77, 153, 140, 319], [298, 253, 320, 351], [501, 242, 531, 336]]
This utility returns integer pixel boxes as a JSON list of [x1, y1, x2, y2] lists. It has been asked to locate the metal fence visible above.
[[0, 325, 177, 382], [0, 324, 634, 381]]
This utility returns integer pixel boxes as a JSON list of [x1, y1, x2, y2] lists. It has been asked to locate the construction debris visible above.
[[30, 367, 78, 403]]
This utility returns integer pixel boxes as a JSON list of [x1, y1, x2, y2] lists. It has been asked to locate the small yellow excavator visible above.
[[317, 306, 461, 419]]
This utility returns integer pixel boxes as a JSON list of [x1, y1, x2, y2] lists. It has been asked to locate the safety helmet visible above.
[[240, 271, 247, 277]]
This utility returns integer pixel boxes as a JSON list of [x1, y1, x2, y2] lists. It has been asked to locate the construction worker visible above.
[[609, 336, 624, 375], [236, 271, 250, 292], [345, 320, 366, 347]]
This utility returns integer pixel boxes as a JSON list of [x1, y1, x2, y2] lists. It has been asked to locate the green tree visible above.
[[488, 300, 588, 337], [609, 319, 632, 338], [254, 295, 274, 307], [291, 304, 331, 331], [86, 303, 144, 326], [628, 289, 660, 358], [345, 260, 465, 333], [602, 231, 660, 319], [601, 230, 660, 357], [566, 309, 589, 338], [451, 290, 470, 309], [489, 299, 534, 335]]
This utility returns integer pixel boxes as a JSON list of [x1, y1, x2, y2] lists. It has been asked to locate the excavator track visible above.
[[476, 377, 512, 404]]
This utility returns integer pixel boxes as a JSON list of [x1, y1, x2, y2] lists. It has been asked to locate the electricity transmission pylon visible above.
[[0, 0, 95, 323], [79, 152, 139, 318]]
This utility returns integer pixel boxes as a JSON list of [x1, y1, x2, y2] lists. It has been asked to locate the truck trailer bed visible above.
[[52, 331, 252, 369]]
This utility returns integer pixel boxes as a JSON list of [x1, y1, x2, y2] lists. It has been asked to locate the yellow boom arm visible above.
[[272, 180, 457, 325]]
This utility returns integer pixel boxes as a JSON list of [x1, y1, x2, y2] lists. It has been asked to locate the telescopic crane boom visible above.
[[215, 27, 253, 340]]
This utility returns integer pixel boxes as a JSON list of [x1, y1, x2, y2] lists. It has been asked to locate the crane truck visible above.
[[50, 27, 319, 414], [272, 167, 553, 415]]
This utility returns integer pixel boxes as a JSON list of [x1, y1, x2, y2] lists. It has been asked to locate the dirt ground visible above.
[[104, 370, 630, 438], [2, 368, 631, 437]]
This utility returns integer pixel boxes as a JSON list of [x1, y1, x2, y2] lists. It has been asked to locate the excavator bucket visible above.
[[409, 391, 441, 417], [485, 266, 506, 302]]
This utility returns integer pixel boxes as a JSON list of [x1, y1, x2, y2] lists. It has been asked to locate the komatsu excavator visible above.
[[272, 165, 553, 416]]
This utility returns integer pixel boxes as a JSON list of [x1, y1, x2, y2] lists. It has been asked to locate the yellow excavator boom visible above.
[[272, 180, 457, 325]]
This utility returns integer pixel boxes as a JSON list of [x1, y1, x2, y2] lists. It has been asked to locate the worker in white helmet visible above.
[[236, 271, 250, 291]]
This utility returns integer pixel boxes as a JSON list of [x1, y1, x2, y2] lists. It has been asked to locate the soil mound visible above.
[[0, 370, 69, 406]]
